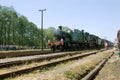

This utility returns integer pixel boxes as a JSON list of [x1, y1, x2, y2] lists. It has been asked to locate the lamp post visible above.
[[39, 9, 46, 51]]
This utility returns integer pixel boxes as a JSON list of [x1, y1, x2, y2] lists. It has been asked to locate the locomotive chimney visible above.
[[82, 30, 84, 35], [59, 26, 62, 31], [82, 30, 84, 33]]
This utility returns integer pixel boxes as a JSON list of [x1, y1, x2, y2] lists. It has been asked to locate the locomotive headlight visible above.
[[61, 38, 63, 42]]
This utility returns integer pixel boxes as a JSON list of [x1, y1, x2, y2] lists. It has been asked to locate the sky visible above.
[[0, 0, 120, 42]]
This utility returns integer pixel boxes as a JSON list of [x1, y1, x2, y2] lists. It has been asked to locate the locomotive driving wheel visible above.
[[51, 46, 55, 52]]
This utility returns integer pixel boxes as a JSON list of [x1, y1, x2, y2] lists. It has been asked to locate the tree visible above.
[[44, 27, 56, 48], [17, 16, 29, 45]]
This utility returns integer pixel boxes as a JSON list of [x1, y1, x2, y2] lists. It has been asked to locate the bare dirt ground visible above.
[[95, 50, 120, 80]]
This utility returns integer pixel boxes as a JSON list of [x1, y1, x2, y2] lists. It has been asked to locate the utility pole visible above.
[[39, 9, 46, 51]]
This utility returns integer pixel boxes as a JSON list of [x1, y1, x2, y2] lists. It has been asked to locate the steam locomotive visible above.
[[48, 26, 113, 51]]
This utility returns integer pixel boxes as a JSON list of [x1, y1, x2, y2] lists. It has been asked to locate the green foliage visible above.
[[62, 26, 71, 32], [44, 27, 55, 41], [0, 5, 42, 48]]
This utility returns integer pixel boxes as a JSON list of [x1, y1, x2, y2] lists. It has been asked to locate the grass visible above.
[[63, 51, 111, 80]]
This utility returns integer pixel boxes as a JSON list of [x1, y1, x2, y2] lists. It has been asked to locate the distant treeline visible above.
[[0, 5, 52, 48]]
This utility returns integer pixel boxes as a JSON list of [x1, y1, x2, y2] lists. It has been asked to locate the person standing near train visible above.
[[104, 41, 108, 50]]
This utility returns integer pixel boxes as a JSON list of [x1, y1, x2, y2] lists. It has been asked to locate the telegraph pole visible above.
[[39, 9, 46, 51]]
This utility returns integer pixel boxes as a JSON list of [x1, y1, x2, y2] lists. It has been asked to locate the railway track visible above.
[[0, 49, 59, 59], [0, 49, 105, 79], [0, 49, 100, 67], [82, 51, 114, 80], [0, 48, 106, 59]]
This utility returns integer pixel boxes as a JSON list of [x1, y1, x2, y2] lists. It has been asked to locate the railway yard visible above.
[[0, 48, 118, 80], [1, 1, 120, 80]]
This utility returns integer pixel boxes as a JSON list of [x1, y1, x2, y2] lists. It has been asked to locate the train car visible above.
[[101, 39, 113, 48], [48, 26, 86, 51], [89, 34, 102, 49], [48, 26, 71, 51], [70, 29, 87, 49], [48, 26, 113, 51]]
